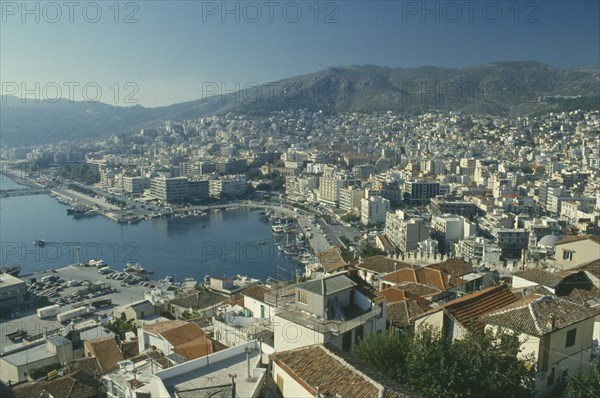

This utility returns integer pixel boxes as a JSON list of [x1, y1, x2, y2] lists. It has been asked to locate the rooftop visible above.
[[356, 255, 413, 274], [555, 234, 600, 246], [270, 344, 419, 397], [297, 272, 356, 296], [483, 294, 600, 336], [2, 342, 56, 367], [240, 284, 273, 302], [317, 247, 348, 273], [156, 341, 265, 398], [84, 337, 124, 374], [0, 273, 25, 288], [414, 285, 519, 331]]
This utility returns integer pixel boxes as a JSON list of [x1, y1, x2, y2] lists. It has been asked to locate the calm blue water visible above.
[[0, 175, 298, 281]]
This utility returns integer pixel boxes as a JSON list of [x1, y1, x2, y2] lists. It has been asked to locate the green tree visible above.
[[105, 311, 137, 341], [354, 326, 534, 398], [566, 357, 600, 398], [359, 242, 385, 258]]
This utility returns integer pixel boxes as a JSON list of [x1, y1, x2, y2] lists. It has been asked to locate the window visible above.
[[566, 328, 577, 348], [298, 290, 307, 304], [562, 250, 574, 261]]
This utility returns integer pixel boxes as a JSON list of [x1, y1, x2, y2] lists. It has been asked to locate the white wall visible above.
[[272, 361, 313, 397]]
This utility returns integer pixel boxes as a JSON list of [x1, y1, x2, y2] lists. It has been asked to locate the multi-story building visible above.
[[493, 228, 529, 259], [384, 210, 429, 253], [431, 215, 476, 253], [456, 237, 502, 265], [271, 272, 386, 352], [430, 196, 479, 219], [188, 179, 210, 199], [150, 176, 190, 202], [285, 176, 319, 201], [122, 176, 149, 194], [360, 196, 390, 225], [402, 180, 440, 205], [339, 186, 365, 214], [318, 176, 351, 206], [208, 175, 247, 198]]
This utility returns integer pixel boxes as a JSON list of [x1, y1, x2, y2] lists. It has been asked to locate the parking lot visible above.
[[1, 265, 150, 350]]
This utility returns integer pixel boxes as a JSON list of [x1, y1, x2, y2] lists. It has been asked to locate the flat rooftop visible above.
[[0, 273, 25, 288], [157, 343, 265, 398], [2, 342, 55, 367]]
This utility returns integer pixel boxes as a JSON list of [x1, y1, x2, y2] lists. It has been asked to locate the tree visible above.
[[353, 326, 534, 398], [565, 357, 600, 398], [359, 242, 385, 258], [105, 311, 137, 341]]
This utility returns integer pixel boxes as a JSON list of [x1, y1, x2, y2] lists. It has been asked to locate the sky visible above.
[[1, 0, 599, 107]]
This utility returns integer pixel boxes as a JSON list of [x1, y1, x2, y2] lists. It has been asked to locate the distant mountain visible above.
[[1, 61, 598, 145]]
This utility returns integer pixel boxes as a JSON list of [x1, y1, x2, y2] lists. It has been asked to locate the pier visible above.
[[0, 188, 49, 197]]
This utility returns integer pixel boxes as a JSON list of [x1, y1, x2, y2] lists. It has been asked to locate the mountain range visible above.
[[1, 61, 598, 146]]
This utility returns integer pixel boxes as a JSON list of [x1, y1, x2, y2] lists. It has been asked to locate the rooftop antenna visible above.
[[228, 374, 237, 398]]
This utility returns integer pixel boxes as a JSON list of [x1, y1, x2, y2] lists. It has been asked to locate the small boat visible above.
[[124, 262, 152, 276], [200, 224, 206, 229], [33, 240, 46, 247], [272, 225, 285, 234], [257, 241, 266, 245]]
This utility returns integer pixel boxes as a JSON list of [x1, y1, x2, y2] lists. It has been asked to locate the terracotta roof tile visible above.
[[414, 285, 519, 331], [377, 287, 406, 303], [161, 323, 205, 347], [83, 337, 124, 374], [143, 319, 188, 335], [387, 300, 426, 327], [271, 344, 420, 397], [483, 294, 600, 336], [317, 247, 348, 273], [357, 256, 412, 274], [241, 284, 272, 302], [395, 282, 442, 299]]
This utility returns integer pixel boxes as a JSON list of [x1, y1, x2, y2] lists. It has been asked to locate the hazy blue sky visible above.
[[1, 0, 598, 106]]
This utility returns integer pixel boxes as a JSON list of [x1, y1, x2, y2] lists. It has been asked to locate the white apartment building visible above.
[[360, 196, 390, 225]]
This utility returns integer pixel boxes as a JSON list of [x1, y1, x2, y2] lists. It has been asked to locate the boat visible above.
[[272, 225, 285, 234], [124, 262, 153, 276], [33, 239, 46, 247], [257, 241, 266, 245], [67, 206, 93, 216], [0, 265, 22, 277]]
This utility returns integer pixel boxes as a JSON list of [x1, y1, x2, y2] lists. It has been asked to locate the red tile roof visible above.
[[483, 294, 599, 336], [241, 284, 273, 302], [271, 344, 420, 397], [83, 337, 124, 374], [356, 255, 413, 274], [414, 285, 519, 331], [317, 247, 348, 273]]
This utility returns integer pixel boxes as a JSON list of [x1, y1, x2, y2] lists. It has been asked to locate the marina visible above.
[[0, 186, 302, 283]]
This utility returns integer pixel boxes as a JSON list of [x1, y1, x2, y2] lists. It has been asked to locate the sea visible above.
[[0, 173, 299, 282]]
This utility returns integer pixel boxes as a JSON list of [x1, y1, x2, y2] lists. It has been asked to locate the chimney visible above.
[[547, 314, 556, 330], [245, 347, 252, 381], [321, 278, 326, 296]]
